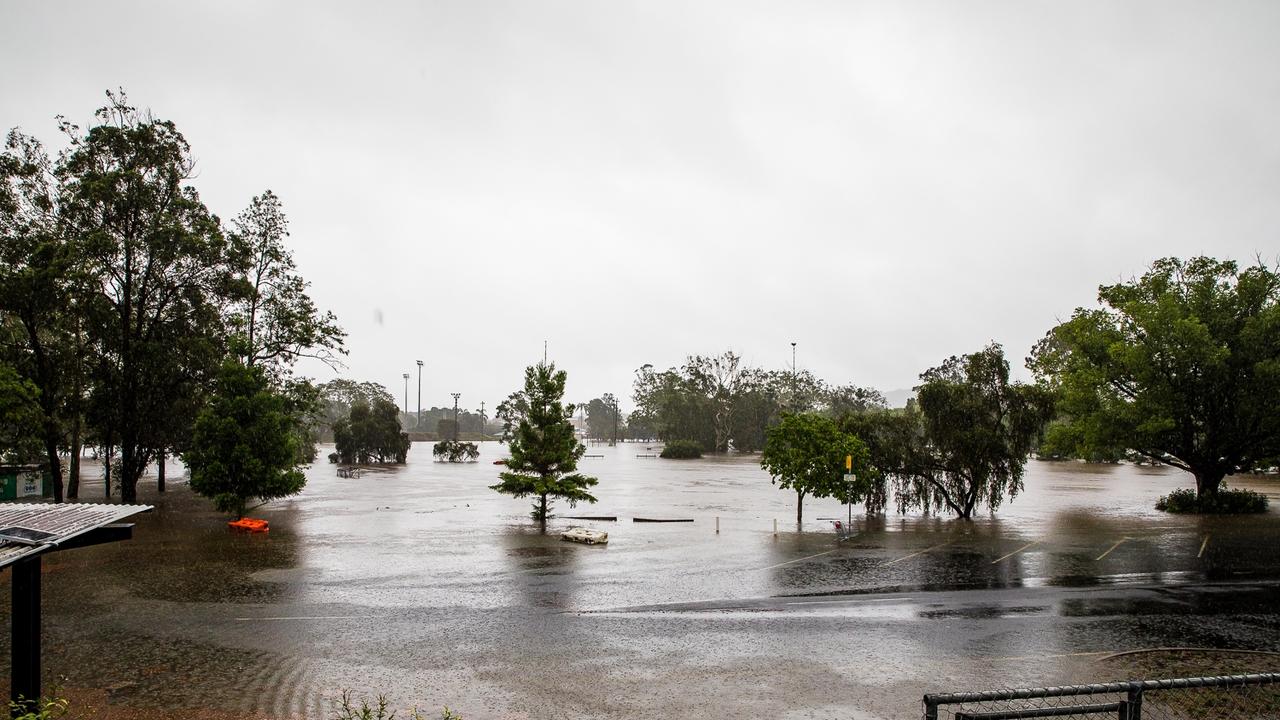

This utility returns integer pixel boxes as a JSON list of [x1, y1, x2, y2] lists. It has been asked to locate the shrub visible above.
[[331, 691, 462, 720], [432, 440, 479, 463], [660, 440, 703, 459], [1156, 487, 1269, 514]]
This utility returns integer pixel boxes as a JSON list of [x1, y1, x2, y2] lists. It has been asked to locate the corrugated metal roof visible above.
[[0, 503, 152, 568]]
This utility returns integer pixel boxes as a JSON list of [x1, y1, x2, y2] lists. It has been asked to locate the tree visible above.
[[227, 191, 345, 372], [825, 384, 888, 417], [62, 92, 237, 504], [185, 362, 306, 518], [433, 439, 480, 463], [846, 344, 1053, 519], [761, 412, 871, 523], [1030, 257, 1280, 497], [490, 362, 598, 531], [0, 129, 78, 501], [333, 396, 409, 464], [0, 361, 42, 463], [585, 394, 621, 440]]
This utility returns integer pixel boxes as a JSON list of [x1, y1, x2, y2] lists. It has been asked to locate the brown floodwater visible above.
[[4, 442, 1279, 719]]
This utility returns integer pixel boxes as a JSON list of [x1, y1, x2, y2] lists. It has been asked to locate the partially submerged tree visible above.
[[1030, 257, 1280, 499], [333, 396, 409, 464], [186, 362, 306, 518], [433, 439, 479, 463], [491, 362, 597, 531], [846, 344, 1053, 519], [761, 412, 871, 523]]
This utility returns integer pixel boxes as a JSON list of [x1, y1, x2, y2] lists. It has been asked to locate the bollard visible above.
[[773, 518, 777, 535], [715, 516, 719, 534]]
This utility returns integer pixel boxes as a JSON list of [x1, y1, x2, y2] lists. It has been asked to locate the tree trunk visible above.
[[1194, 468, 1225, 498], [43, 437, 63, 504], [103, 445, 112, 499], [68, 420, 81, 499], [796, 490, 805, 524], [157, 450, 166, 493], [538, 493, 548, 533], [120, 442, 138, 504]]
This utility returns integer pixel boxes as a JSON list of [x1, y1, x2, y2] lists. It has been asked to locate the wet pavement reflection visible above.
[[2, 442, 1278, 719]]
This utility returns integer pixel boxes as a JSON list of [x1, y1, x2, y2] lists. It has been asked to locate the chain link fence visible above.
[[923, 673, 1280, 720]]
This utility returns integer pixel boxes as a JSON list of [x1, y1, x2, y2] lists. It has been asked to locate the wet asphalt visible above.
[[5, 442, 1280, 719]]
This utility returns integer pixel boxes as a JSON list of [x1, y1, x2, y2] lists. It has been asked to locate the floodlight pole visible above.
[[451, 393, 461, 440], [416, 360, 424, 430], [402, 373, 410, 416]]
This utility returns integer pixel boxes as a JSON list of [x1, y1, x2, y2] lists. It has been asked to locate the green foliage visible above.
[[585, 394, 622, 440], [490, 362, 598, 529], [227, 191, 346, 372], [1031, 256, 1280, 498], [761, 412, 872, 522], [0, 361, 42, 463], [1155, 486, 1268, 514], [318, 379, 396, 438], [1036, 418, 1125, 463], [433, 439, 479, 463], [659, 439, 703, 459], [334, 396, 410, 464], [845, 344, 1053, 519], [8, 695, 68, 720], [186, 362, 306, 518]]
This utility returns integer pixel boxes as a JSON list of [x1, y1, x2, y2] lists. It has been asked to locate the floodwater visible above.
[[6, 442, 1280, 719]]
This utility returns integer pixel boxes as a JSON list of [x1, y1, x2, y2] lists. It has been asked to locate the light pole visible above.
[[611, 395, 619, 447], [790, 341, 797, 411], [416, 360, 424, 430], [451, 393, 461, 440], [479, 401, 486, 436], [402, 373, 410, 416]]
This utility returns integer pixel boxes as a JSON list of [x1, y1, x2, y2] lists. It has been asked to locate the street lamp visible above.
[[416, 360, 424, 430], [402, 373, 410, 416], [451, 393, 462, 440]]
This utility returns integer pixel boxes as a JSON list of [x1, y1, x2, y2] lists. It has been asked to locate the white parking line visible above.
[[991, 541, 1039, 564], [1095, 537, 1130, 561], [881, 540, 953, 566], [759, 549, 837, 571], [235, 616, 367, 621]]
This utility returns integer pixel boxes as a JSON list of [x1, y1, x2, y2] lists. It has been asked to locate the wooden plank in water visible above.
[[633, 517, 694, 523], [563, 515, 618, 521]]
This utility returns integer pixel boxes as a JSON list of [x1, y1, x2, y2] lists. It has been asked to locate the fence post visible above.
[[1125, 685, 1143, 720]]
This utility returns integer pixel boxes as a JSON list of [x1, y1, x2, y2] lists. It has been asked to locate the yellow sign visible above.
[[845, 454, 852, 471]]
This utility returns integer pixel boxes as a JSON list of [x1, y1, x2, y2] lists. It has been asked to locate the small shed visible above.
[[0, 466, 50, 501], [0, 502, 152, 713]]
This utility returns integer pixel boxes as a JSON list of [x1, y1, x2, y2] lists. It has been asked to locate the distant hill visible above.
[[883, 388, 915, 408]]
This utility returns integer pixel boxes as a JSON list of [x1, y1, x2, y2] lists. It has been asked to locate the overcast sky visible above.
[[3, 1, 1278, 412]]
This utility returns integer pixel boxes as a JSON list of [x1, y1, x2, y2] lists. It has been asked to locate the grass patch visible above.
[[1155, 487, 1268, 514], [659, 440, 703, 459]]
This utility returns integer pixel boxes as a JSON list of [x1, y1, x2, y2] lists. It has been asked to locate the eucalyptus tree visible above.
[[60, 92, 239, 504], [1030, 256, 1280, 498], [0, 128, 80, 501]]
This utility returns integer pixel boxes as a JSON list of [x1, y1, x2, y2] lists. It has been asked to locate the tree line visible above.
[[636, 257, 1279, 518], [1, 91, 344, 512]]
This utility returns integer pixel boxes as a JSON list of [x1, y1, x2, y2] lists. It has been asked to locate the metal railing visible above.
[[923, 673, 1280, 720]]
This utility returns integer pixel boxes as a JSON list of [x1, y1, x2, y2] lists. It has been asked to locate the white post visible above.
[[715, 516, 719, 534]]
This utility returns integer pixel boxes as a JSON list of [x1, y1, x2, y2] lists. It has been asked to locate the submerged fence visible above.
[[923, 673, 1280, 720]]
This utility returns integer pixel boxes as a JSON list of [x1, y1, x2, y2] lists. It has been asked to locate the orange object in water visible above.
[[228, 517, 269, 533]]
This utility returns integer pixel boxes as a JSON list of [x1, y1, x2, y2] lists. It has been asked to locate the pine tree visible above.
[[491, 362, 597, 531]]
